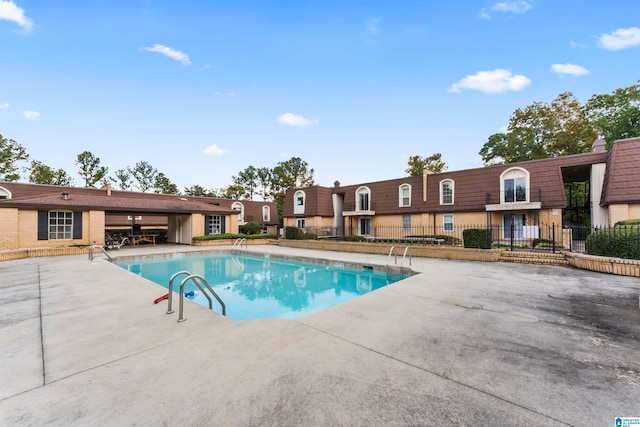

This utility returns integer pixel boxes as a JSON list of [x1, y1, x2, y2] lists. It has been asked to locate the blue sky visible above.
[[1, 1, 639, 193]]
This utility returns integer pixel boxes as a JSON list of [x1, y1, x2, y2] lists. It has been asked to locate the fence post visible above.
[[552, 223, 556, 254], [510, 223, 514, 251]]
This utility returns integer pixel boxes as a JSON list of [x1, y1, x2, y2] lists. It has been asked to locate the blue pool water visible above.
[[115, 252, 407, 320]]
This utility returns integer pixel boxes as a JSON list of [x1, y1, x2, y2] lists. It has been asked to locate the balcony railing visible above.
[[342, 202, 376, 212], [485, 187, 543, 205]]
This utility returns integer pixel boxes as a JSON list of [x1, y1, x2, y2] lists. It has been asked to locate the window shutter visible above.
[[38, 211, 48, 240], [221, 216, 226, 234], [73, 212, 82, 239], [204, 215, 211, 235]]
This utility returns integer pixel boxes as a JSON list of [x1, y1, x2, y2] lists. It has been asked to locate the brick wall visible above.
[[0, 208, 19, 250]]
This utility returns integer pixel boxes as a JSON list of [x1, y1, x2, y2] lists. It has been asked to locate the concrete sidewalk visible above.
[[1, 245, 639, 426]]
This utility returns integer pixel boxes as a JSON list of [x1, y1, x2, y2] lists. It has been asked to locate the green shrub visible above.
[[192, 233, 276, 241], [406, 234, 462, 245], [463, 228, 492, 249], [338, 235, 367, 242], [239, 221, 262, 235], [285, 226, 305, 240], [532, 238, 553, 248], [305, 232, 318, 240], [585, 226, 640, 259], [615, 219, 640, 227]]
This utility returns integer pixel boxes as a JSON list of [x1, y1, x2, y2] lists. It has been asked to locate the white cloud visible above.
[[0, 102, 8, 108], [481, 1, 532, 19], [598, 27, 640, 51], [492, 1, 532, 13], [202, 144, 229, 156], [365, 18, 381, 35], [143, 44, 191, 65], [551, 63, 590, 77], [277, 112, 318, 127], [569, 40, 587, 49], [449, 69, 531, 94], [0, 0, 34, 30], [23, 110, 40, 119]]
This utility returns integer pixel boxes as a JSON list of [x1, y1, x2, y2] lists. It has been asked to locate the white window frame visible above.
[[0, 186, 11, 199], [49, 210, 73, 240], [359, 217, 371, 236], [297, 218, 306, 229], [207, 215, 222, 235], [501, 167, 530, 204], [402, 215, 411, 231], [356, 186, 371, 211], [294, 190, 306, 214], [399, 184, 411, 207], [443, 214, 454, 232], [262, 205, 270, 222], [232, 202, 244, 223], [440, 179, 454, 205]]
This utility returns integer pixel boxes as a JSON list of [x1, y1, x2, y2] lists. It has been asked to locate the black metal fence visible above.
[[293, 222, 640, 259]]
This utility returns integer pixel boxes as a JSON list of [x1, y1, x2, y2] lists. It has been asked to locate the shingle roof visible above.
[[428, 151, 609, 211], [601, 137, 640, 206], [0, 182, 236, 215]]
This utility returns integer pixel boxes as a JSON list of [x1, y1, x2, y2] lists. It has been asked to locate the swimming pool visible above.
[[115, 251, 410, 320]]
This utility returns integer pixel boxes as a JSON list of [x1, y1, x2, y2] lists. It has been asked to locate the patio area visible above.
[[1, 244, 639, 426]]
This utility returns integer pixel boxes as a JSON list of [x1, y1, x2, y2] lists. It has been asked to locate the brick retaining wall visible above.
[[0, 246, 89, 262], [564, 252, 640, 277], [2, 239, 639, 278]]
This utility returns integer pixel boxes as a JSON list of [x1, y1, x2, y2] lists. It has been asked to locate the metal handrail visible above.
[[177, 274, 226, 322], [233, 238, 248, 250], [401, 246, 412, 269], [166, 271, 191, 314], [387, 246, 397, 267], [88, 244, 113, 262]]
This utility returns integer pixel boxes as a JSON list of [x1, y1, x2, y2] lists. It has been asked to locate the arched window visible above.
[[501, 168, 529, 203], [356, 186, 371, 211], [294, 190, 306, 214], [399, 184, 411, 207], [0, 186, 11, 199], [231, 202, 244, 222], [440, 179, 454, 205], [262, 205, 270, 222]]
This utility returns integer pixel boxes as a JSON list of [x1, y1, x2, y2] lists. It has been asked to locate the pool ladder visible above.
[[233, 237, 247, 250], [88, 244, 113, 262], [166, 271, 226, 322], [386, 246, 411, 279]]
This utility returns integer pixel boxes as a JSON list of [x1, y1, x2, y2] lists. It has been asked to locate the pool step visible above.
[[499, 250, 569, 267]]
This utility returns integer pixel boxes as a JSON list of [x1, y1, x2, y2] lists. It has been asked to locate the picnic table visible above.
[[130, 234, 159, 246]]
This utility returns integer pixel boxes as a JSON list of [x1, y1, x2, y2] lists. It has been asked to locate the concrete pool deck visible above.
[[1, 244, 639, 426]]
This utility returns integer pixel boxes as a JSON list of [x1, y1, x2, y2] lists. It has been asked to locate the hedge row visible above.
[[585, 226, 640, 259]]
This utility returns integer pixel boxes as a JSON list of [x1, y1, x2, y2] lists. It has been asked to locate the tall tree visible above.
[[0, 134, 29, 182], [128, 161, 157, 192], [405, 153, 447, 176], [184, 184, 211, 197], [76, 151, 108, 188], [223, 183, 246, 200], [110, 169, 133, 190], [271, 157, 315, 189], [232, 166, 258, 200], [271, 157, 315, 220], [256, 166, 273, 201], [585, 81, 640, 147], [479, 92, 597, 165], [28, 160, 73, 186], [153, 172, 179, 194]]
